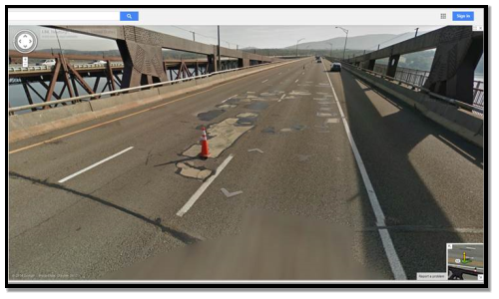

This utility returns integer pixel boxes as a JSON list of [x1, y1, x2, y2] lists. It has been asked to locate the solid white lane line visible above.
[[58, 146, 134, 184], [321, 61, 407, 280], [261, 79, 268, 83], [176, 154, 234, 217], [278, 94, 286, 102]]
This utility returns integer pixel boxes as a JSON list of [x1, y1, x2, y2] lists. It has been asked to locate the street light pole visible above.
[[296, 38, 305, 57], [336, 26, 349, 60], [217, 26, 221, 71], [414, 27, 419, 38]]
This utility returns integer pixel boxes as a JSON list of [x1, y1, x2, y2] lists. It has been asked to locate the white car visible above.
[[39, 59, 56, 66], [90, 60, 107, 65]]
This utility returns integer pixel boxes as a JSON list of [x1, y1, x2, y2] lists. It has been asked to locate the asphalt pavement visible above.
[[8, 58, 484, 280]]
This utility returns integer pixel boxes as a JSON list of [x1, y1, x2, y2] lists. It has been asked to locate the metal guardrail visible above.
[[372, 64, 484, 115], [349, 64, 483, 115], [8, 59, 299, 113], [8, 63, 124, 73]]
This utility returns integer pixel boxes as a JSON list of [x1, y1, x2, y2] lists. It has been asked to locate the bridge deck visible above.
[[8, 58, 483, 280]]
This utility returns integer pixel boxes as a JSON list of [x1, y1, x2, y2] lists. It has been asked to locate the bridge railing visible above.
[[372, 64, 484, 116], [8, 60, 287, 114], [347, 64, 484, 117], [8, 62, 124, 73]]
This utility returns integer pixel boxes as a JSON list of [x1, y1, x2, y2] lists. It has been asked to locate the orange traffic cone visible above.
[[200, 126, 210, 159]]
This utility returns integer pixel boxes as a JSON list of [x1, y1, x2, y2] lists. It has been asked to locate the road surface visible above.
[[8, 58, 484, 280]]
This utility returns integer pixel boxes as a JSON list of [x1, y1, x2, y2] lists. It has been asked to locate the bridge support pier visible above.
[[367, 59, 376, 71], [423, 27, 483, 106], [116, 40, 167, 88], [207, 54, 218, 73], [386, 54, 400, 78], [238, 58, 250, 68]]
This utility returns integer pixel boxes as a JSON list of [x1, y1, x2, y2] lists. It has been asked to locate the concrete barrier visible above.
[[9, 59, 305, 144], [343, 64, 483, 148]]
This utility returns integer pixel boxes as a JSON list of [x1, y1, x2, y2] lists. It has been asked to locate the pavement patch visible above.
[[260, 92, 276, 97], [197, 109, 225, 121], [280, 124, 307, 133], [290, 90, 312, 96], [176, 161, 212, 180], [217, 104, 237, 109], [224, 98, 243, 105], [183, 118, 254, 158], [262, 126, 276, 134], [236, 112, 259, 126], [245, 102, 269, 111], [316, 92, 333, 97], [325, 118, 340, 124]]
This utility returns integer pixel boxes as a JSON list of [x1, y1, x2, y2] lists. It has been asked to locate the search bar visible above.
[[8, 11, 119, 21]]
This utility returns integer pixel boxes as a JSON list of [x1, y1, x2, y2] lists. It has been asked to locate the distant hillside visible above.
[[287, 32, 426, 51]]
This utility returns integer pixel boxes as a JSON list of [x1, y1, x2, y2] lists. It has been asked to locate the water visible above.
[[8, 75, 122, 108], [8, 65, 236, 109]]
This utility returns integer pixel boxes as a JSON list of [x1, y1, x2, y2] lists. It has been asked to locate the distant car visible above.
[[90, 60, 107, 65], [316, 59, 321, 63], [39, 59, 56, 66], [330, 63, 342, 72]]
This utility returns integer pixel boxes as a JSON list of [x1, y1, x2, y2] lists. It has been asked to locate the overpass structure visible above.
[[347, 26, 483, 106]]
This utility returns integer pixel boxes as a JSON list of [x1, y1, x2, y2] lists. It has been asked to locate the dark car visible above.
[[330, 63, 342, 72]]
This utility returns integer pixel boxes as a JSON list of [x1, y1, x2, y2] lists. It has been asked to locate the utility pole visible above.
[[191, 31, 195, 41], [414, 27, 419, 38], [217, 26, 221, 71], [326, 42, 333, 58], [336, 26, 349, 60], [296, 38, 305, 57]]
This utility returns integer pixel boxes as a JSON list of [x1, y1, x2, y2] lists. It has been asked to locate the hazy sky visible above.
[[9, 25, 443, 52]]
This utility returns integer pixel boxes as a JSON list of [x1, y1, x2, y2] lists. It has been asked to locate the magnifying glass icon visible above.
[[120, 11, 139, 21]]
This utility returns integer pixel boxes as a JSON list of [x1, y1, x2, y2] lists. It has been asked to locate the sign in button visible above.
[[452, 11, 474, 21]]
